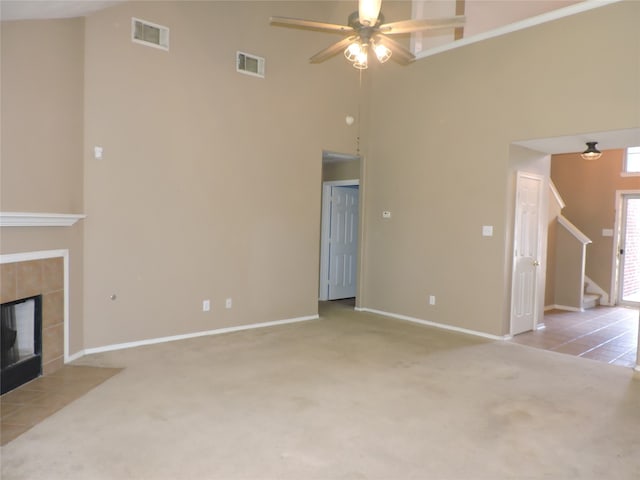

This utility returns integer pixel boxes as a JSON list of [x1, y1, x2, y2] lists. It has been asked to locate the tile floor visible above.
[[511, 306, 639, 368], [0, 365, 122, 446]]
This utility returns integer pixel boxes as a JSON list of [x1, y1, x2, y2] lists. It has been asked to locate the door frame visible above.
[[510, 171, 546, 336], [319, 179, 359, 301], [611, 189, 640, 306]]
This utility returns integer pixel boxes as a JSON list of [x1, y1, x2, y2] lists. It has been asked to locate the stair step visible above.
[[583, 293, 600, 309]]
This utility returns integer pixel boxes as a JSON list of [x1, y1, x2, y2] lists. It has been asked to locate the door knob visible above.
[[533, 260, 540, 266]]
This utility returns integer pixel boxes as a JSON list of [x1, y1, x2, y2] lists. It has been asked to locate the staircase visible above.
[[582, 292, 600, 310]]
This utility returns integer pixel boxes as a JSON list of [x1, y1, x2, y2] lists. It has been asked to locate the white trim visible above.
[[544, 304, 583, 312], [66, 350, 85, 363], [584, 275, 610, 306], [613, 190, 640, 306], [82, 314, 319, 356], [0, 250, 72, 364], [549, 180, 566, 210], [415, 0, 622, 60], [356, 307, 510, 341], [0, 212, 85, 227], [557, 215, 592, 245], [319, 179, 360, 301]]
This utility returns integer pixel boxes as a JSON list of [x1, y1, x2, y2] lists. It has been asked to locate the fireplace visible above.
[[0, 254, 66, 390], [1, 295, 43, 394]]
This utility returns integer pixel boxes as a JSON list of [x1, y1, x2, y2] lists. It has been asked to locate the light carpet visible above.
[[1, 301, 639, 479]]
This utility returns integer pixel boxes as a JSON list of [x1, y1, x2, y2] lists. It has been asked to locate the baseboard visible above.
[[544, 304, 582, 312], [65, 350, 85, 363], [356, 307, 509, 341], [78, 314, 319, 357]]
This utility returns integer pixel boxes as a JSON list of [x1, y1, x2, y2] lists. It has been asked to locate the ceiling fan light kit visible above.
[[270, 0, 465, 70]]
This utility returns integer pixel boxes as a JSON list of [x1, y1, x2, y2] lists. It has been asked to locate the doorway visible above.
[[510, 171, 545, 335], [616, 192, 640, 306], [319, 180, 359, 301]]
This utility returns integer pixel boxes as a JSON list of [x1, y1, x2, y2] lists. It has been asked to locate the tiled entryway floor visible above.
[[511, 306, 639, 368], [0, 365, 122, 446]]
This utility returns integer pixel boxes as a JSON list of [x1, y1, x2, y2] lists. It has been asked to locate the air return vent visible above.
[[237, 52, 265, 78], [132, 18, 169, 51]]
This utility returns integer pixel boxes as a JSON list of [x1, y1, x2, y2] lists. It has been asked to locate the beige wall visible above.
[[3, 1, 639, 351], [551, 149, 640, 301], [0, 19, 85, 354], [362, 1, 640, 336], [322, 160, 360, 182], [82, 1, 364, 347]]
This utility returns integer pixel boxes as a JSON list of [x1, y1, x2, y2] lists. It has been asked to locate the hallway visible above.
[[511, 306, 639, 368]]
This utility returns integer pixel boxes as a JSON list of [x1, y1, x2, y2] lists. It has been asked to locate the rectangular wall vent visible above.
[[132, 18, 169, 51], [237, 52, 265, 78]]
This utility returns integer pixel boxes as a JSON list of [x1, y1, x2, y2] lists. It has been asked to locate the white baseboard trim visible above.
[[545, 304, 582, 312], [76, 314, 319, 358], [66, 350, 85, 363], [356, 307, 509, 341]]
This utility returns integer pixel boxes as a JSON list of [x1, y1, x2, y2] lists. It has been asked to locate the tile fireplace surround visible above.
[[1, 254, 66, 378]]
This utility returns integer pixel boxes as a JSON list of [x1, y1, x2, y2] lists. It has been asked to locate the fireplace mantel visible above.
[[0, 212, 86, 227]]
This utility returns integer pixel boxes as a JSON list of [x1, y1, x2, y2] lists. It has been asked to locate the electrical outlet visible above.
[[429, 295, 436, 305], [202, 300, 210, 312], [225, 298, 232, 309]]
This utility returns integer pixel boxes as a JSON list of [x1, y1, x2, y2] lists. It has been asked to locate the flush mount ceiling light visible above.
[[581, 141, 602, 160]]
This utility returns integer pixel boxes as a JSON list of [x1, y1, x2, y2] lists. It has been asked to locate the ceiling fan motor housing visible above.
[[348, 11, 384, 30]]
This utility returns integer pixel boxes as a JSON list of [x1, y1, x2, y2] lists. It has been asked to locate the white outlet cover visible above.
[[482, 225, 493, 237], [382, 211, 391, 219], [225, 298, 232, 309], [93, 146, 103, 160], [202, 300, 210, 312], [602, 228, 614, 237]]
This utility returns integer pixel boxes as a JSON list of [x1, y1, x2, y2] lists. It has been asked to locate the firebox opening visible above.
[[1, 295, 43, 394]]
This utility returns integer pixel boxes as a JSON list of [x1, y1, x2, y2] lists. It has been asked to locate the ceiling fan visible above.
[[270, 0, 465, 69]]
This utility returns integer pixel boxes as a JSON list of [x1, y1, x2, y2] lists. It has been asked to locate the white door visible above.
[[511, 172, 544, 335], [327, 186, 359, 300]]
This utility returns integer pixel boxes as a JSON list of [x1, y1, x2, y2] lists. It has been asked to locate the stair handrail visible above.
[[557, 215, 592, 245], [549, 180, 566, 210]]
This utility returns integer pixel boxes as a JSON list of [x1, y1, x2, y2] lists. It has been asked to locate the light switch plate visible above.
[[602, 229, 613, 237], [482, 225, 493, 237], [382, 211, 391, 219]]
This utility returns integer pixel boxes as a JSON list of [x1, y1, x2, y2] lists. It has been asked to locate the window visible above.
[[624, 146, 640, 174]]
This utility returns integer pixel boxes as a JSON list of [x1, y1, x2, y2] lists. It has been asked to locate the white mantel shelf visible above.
[[0, 212, 86, 227]]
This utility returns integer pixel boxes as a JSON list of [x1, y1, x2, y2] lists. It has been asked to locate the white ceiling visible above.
[[0, 1, 123, 21], [513, 128, 640, 155]]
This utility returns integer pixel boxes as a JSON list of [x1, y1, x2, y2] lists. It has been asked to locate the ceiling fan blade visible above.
[[375, 35, 415, 65], [270, 16, 352, 34], [379, 15, 466, 35], [310, 36, 358, 64], [359, 0, 381, 26]]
